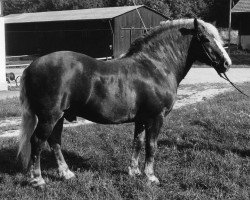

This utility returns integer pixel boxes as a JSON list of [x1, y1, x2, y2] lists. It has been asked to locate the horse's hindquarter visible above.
[[23, 52, 94, 117]]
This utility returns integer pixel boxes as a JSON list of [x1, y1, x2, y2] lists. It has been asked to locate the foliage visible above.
[[3, 0, 104, 13], [2, 0, 240, 29]]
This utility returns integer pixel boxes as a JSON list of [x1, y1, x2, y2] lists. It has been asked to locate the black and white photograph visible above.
[[0, 0, 249, 199]]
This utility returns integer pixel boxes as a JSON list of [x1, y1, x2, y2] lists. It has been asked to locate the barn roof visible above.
[[4, 5, 163, 24], [232, 0, 250, 13]]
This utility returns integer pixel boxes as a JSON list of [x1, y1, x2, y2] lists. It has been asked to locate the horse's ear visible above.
[[194, 18, 199, 31], [179, 18, 200, 35]]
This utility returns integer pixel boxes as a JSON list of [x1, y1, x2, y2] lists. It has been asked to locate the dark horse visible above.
[[18, 19, 231, 187]]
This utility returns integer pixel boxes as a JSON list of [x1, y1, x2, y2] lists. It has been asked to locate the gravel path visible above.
[[181, 68, 250, 84]]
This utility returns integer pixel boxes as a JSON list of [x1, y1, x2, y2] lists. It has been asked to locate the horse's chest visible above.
[[142, 88, 175, 112], [134, 77, 176, 110]]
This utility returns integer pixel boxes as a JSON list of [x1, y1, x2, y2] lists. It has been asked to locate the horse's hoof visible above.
[[147, 175, 160, 185], [30, 177, 46, 188], [59, 169, 75, 180], [128, 166, 142, 177]]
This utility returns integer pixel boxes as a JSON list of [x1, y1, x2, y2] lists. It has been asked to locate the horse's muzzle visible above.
[[215, 60, 230, 74], [223, 61, 230, 71]]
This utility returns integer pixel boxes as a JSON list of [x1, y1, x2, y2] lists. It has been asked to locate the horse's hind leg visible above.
[[47, 117, 75, 180], [29, 114, 61, 187], [129, 122, 145, 176], [144, 113, 164, 184]]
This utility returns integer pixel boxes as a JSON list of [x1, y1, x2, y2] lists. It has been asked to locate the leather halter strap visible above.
[[195, 33, 219, 67]]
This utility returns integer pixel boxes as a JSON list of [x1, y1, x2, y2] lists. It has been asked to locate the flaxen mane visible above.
[[125, 18, 223, 57], [160, 18, 223, 44]]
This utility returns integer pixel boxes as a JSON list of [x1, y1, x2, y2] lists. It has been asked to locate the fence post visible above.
[[228, 0, 232, 54], [0, 0, 7, 90]]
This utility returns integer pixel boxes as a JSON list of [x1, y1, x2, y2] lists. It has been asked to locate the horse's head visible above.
[[189, 19, 232, 74]]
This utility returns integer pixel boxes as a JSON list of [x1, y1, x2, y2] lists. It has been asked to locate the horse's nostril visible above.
[[224, 61, 229, 68]]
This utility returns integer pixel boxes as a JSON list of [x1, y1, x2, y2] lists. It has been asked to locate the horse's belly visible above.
[[77, 99, 137, 124]]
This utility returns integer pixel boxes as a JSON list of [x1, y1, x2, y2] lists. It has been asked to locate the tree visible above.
[[2, 0, 233, 27], [141, 0, 172, 18], [3, 0, 105, 15], [4, 0, 32, 15]]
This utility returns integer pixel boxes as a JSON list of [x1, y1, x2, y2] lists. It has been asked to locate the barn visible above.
[[232, 0, 250, 50], [4, 5, 168, 59]]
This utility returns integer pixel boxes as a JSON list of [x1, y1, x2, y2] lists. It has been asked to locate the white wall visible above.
[[0, 17, 7, 90]]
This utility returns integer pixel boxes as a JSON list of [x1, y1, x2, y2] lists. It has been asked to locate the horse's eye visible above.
[[201, 36, 210, 43]]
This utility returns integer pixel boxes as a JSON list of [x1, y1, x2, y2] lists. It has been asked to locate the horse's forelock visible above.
[[198, 20, 224, 45]]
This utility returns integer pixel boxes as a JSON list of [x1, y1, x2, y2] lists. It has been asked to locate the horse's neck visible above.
[[134, 32, 194, 85]]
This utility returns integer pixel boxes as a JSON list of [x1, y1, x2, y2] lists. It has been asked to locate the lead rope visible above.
[[196, 35, 249, 98], [218, 73, 249, 97], [132, 0, 148, 33]]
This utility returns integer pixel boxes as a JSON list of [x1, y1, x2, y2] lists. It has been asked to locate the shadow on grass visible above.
[[159, 120, 250, 158], [0, 147, 99, 175], [0, 146, 114, 188], [61, 150, 128, 177], [0, 145, 127, 180], [43, 150, 99, 172], [0, 147, 22, 175], [158, 139, 250, 158]]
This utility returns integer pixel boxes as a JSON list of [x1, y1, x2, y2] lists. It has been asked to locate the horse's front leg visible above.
[[129, 122, 145, 176], [144, 113, 164, 184]]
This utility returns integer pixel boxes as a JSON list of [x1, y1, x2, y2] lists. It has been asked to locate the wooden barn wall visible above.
[[237, 14, 250, 35], [5, 20, 113, 57], [113, 7, 167, 58]]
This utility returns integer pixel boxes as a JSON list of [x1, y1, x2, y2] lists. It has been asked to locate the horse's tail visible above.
[[17, 70, 38, 169]]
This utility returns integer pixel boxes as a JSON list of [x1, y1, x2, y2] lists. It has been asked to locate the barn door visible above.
[[121, 27, 149, 45], [117, 27, 151, 57]]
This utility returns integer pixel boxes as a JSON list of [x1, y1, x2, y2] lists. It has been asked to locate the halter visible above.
[[195, 33, 219, 67], [195, 33, 249, 98]]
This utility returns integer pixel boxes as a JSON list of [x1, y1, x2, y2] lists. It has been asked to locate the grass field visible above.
[[0, 97, 21, 119], [0, 83, 250, 199]]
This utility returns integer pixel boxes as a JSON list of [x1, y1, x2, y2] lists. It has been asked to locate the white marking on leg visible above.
[[129, 131, 144, 177], [58, 162, 75, 179], [144, 161, 159, 184], [30, 176, 46, 187], [144, 138, 160, 184], [29, 164, 45, 187], [52, 144, 75, 180], [129, 155, 141, 176]]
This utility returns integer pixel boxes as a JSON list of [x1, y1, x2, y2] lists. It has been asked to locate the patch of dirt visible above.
[[0, 117, 21, 127], [0, 118, 92, 138], [175, 87, 231, 109]]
